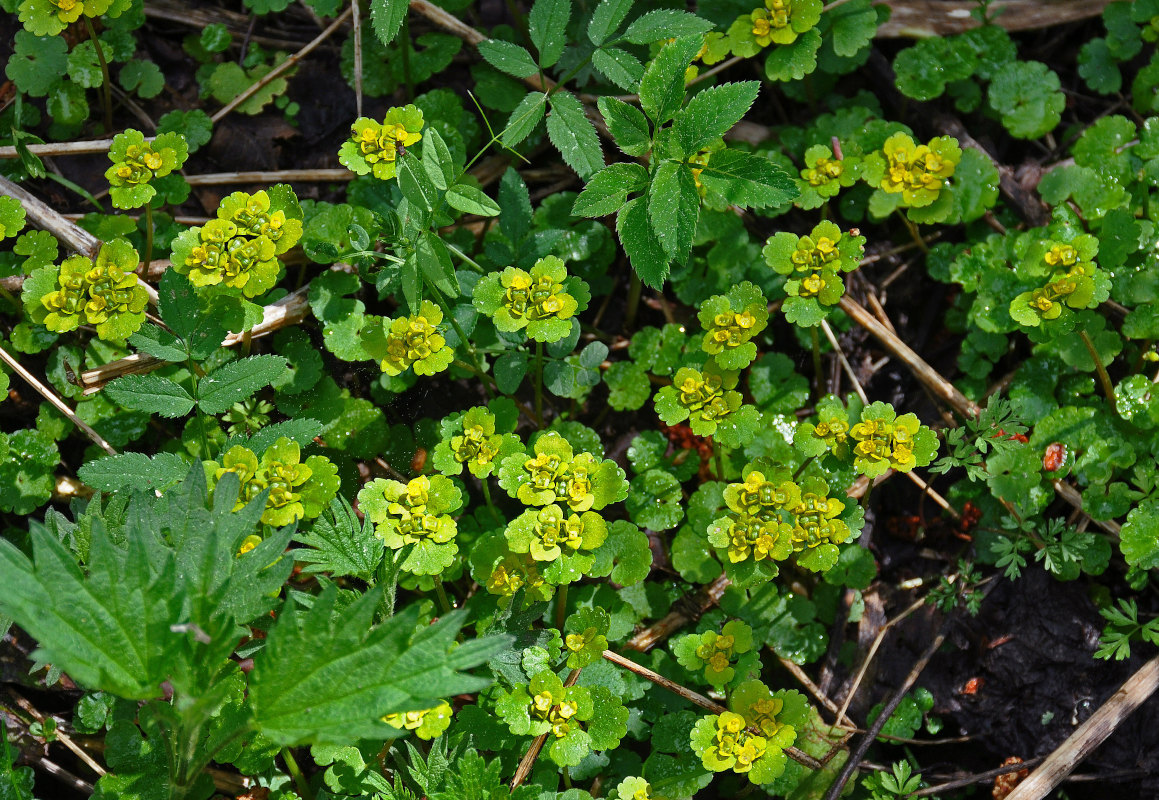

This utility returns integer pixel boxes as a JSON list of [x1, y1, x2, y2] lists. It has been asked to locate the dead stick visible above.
[[602, 650, 825, 771], [834, 596, 926, 723], [510, 668, 581, 789], [822, 626, 948, 800], [0, 136, 154, 159], [909, 756, 1045, 798], [0, 343, 116, 455], [8, 689, 106, 777], [211, 7, 353, 124], [1005, 653, 1159, 800], [184, 169, 354, 185], [0, 175, 101, 259]]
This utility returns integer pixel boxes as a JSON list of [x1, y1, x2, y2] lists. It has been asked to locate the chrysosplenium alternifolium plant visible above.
[[361, 299, 455, 376], [472, 255, 591, 343], [339, 104, 425, 181], [205, 437, 340, 526], [105, 129, 189, 209]]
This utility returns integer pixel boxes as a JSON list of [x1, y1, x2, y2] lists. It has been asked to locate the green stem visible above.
[[425, 276, 492, 399], [562, 768, 573, 790], [714, 442, 725, 481], [810, 326, 823, 401], [554, 582, 568, 631], [84, 17, 113, 132], [282, 748, 314, 800], [1079, 329, 1118, 414], [481, 479, 503, 528], [446, 242, 486, 273], [896, 210, 929, 254], [434, 576, 453, 614], [625, 272, 642, 331], [535, 340, 544, 427], [143, 202, 155, 275], [400, 17, 414, 101]]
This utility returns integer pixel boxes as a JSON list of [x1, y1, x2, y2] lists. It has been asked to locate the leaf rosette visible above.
[[205, 436, 340, 527], [105, 129, 189, 209], [357, 475, 464, 575], [338, 105, 425, 181], [471, 256, 591, 343], [432, 401, 523, 478]]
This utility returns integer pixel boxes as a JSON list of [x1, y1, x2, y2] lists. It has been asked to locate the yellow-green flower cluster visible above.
[[698, 281, 770, 370], [689, 681, 806, 786], [383, 700, 453, 740], [728, 0, 822, 51], [654, 365, 743, 437], [357, 474, 464, 575], [672, 619, 758, 688], [873, 132, 961, 208], [170, 188, 303, 299], [363, 299, 455, 377], [19, 0, 115, 38], [338, 105, 424, 181], [22, 238, 148, 341], [1009, 237, 1108, 327], [206, 437, 340, 527], [797, 397, 938, 481], [472, 256, 590, 344], [105, 130, 189, 210]]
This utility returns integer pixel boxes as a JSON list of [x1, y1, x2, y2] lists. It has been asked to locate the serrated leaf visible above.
[[598, 96, 651, 157], [638, 35, 702, 125], [370, 0, 409, 46], [77, 452, 192, 493], [695, 149, 798, 209], [546, 89, 604, 179], [250, 597, 509, 744], [592, 47, 645, 92], [198, 355, 289, 415], [295, 497, 383, 581], [623, 9, 713, 45], [477, 39, 540, 79], [588, 0, 633, 45], [446, 183, 502, 216], [827, 0, 880, 57], [672, 81, 759, 157], [529, 0, 571, 68], [617, 196, 670, 289], [503, 91, 548, 147], [573, 162, 650, 217], [104, 374, 196, 418], [648, 161, 699, 262], [398, 150, 439, 214]]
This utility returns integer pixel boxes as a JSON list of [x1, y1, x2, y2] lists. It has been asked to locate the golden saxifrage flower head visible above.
[[338, 105, 425, 181], [362, 299, 455, 377], [22, 238, 148, 341], [205, 437, 340, 527], [357, 474, 463, 575], [472, 256, 591, 344], [871, 132, 961, 209], [105, 129, 189, 210]]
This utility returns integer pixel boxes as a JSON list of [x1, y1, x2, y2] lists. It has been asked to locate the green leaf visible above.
[[197, 355, 289, 415], [573, 162, 649, 217], [477, 39, 540, 79], [988, 60, 1065, 139], [638, 35, 702, 125], [528, 0, 571, 68], [370, 0, 409, 46], [1121, 500, 1159, 569], [672, 81, 759, 156], [502, 91, 548, 147], [398, 150, 439, 214], [827, 0, 880, 56], [119, 60, 165, 99], [104, 374, 196, 418], [764, 28, 822, 82], [592, 47, 645, 92], [598, 96, 651, 157], [250, 596, 509, 744], [1078, 38, 1122, 94], [446, 183, 501, 216], [494, 351, 529, 394], [648, 161, 699, 262], [156, 109, 214, 153], [623, 10, 713, 45], [695, 149, 798, 209], [158, 271, 226, 360], [295, 496, 384, 581], [617, 196, 670, 289], [77, 452, 192, 493], [6, 33, 68, 98], [588, 0, 633, 45], [604, 361, 651, 410], [546, 89, 605, 179]]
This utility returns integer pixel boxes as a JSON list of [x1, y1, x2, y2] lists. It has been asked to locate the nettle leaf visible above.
[[617, 196, 670, 289], [547, 90, 605, 179], [477, 39, 540, 79], [648, 161, 699, 262], [370, 0, 409, 47], [588, 0, 633, 45], [198, 355, 289, 415], [573, 162, 650, 217], [672, 81, 760, 156], [598, 96, 651, 157], [528, 0, 571, 68], [638, 35, 702, 125], [623, 9, 714, 45], [158, 270, 226, 361], [295, 496, 384, 581], [250, 597, 509, 744], [104, 374, 196, 419], [695, 149, 798, 209]]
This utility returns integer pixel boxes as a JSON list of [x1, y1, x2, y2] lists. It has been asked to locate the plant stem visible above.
[[1079, 329, 1118, 414], [446, 242, 486, 273], [434, 576, 454, 614], [810, 325, 823, 400], [625, 272, 642, 330], [143, 202, 155, 275], [281, 748, 314, 800], [425, 276, 492, 399], [84, 18, 113, 132], [554, 582, 568, 631], [896, 210, 929, 254], [714, 442, 725, 481], [481, 479, 503, 528], [535, 340, 545, 427]]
